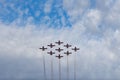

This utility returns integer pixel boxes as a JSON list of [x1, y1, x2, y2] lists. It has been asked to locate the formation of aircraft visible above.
[[39, 41, 80, 59], [56, 54, 63, 59], [47, 51, 55, 55], [55, 48, 63, 52], [47, 43, 55, 48], [64, 44, 72, 48], [39, 46, 47, 51], [55, 40, 63, 45], [64, 51, 72, 56], [72, 47, 80, 52]]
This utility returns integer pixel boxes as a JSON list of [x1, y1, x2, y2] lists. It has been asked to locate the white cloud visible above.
[[104, 0, 120, 28], [82, 9, 102, 32], [96, 0, 115, 11], [44, 0, 53, 14], [63, 0, 90, 22], [0, 17, 120, 79]]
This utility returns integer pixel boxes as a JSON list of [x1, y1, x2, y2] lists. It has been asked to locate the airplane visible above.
[[64, 51, 72, 56], [47, 51, 55, 55], [56, 54, 63, 59], [55, 40, 63, 45], [39, 46, 47, 51], [47, 43, 55, 48], [55, 48, 63, 52], [64, 44, 72, 48], [72, 47, 80, 52]]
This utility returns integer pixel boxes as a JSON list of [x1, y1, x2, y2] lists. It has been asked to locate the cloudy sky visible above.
[[0, 0, 120, 80]]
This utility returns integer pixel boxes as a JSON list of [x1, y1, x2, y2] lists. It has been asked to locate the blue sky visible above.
[[0, 0, 72, 27], [0, 0, 120, 80]]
